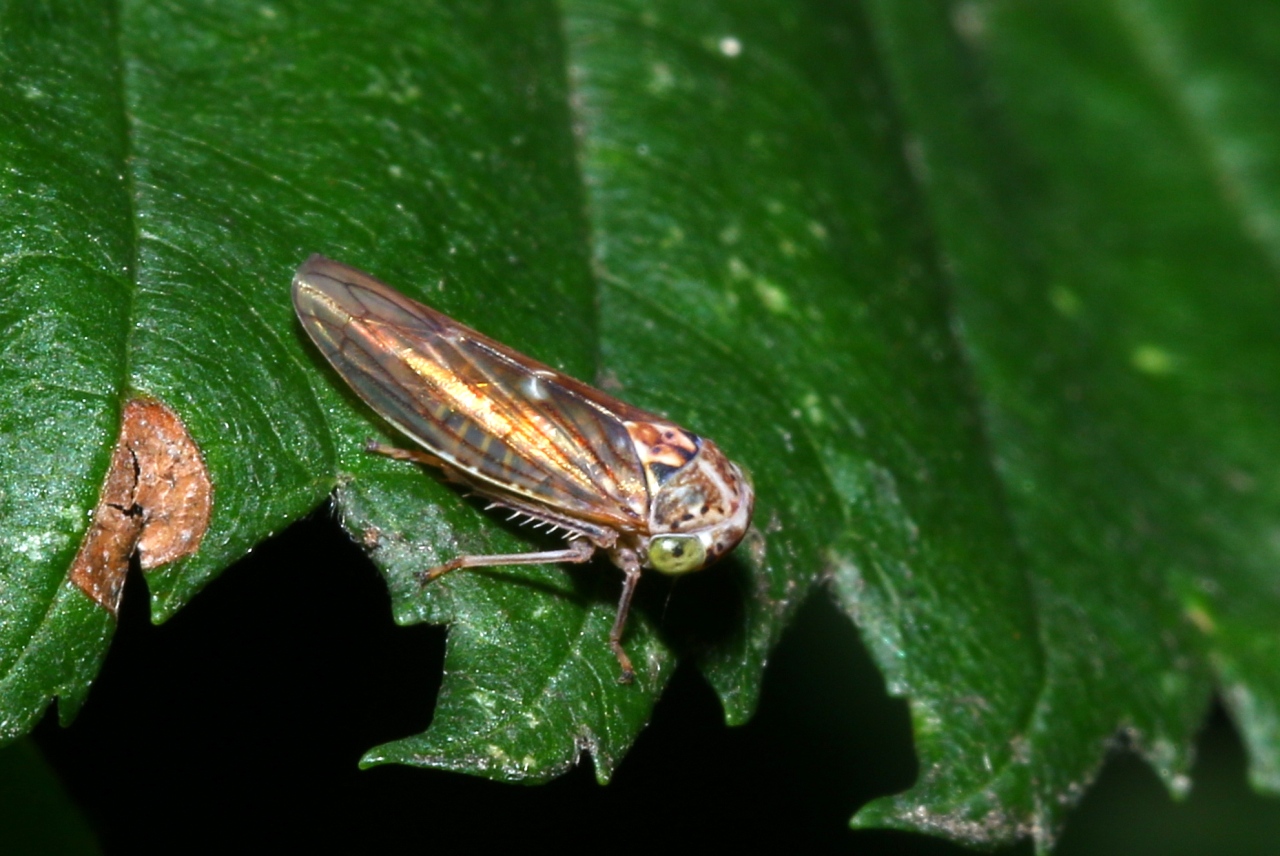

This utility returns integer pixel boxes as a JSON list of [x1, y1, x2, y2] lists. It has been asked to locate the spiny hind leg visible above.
[[416, 536, 596, 585]]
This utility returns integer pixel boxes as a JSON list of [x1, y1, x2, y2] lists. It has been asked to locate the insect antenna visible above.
[[661, 577, 681, 627]]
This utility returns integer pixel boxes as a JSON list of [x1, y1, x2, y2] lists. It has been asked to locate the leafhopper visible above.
[[293, 256, 754, 682]]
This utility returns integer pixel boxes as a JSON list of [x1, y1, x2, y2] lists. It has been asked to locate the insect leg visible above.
[[609, 552, 643, 685], [416, 537, 596, 586], [365, 440, 445, 468]]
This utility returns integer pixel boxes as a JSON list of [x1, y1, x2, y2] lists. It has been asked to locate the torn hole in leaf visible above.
[[68, 398, 213, 613]]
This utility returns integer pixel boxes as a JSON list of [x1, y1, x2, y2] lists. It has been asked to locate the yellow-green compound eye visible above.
[[647, 535, 707, 575]]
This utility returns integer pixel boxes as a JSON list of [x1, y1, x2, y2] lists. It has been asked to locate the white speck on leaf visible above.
[[718, 36, 742, 57]]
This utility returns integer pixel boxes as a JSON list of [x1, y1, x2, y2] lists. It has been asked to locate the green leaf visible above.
[[2, 0, 1279, 851], [854, 0, 1280, 846], [0, 740, 100, 855]]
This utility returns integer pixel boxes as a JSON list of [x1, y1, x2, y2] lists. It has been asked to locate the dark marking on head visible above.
[[648, 461, 679, 485]]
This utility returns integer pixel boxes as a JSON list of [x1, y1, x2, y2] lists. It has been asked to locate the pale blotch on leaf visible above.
[[469, 690, 499, 715], [1183, 599, 1216, 635], [1223, 469, 1256, 494], [648, 62, 675, 95], [1131, 344, 1176, 376], [952, 1, 989, 43], [754, 278, 792, 315], [718, 36, 742, 57], [801, 391, 825, 426], [69, 398, 213, 614], [1049, 285, 1081, 318]]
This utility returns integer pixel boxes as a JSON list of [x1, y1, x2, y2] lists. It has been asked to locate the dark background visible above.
[[31, 509, 1280, 854]]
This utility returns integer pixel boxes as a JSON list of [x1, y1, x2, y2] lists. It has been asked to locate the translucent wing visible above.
[[292, 256, 655, 534]]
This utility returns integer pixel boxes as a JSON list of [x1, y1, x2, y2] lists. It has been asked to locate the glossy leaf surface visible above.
[[0, 1, 1277, 849]]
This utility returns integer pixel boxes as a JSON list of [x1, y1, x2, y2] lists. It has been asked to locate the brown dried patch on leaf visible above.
[[127, 399, 213, 569], [69, 398, 212, 613], [360, 525, 383, 550], [68, 439, 145, 613]]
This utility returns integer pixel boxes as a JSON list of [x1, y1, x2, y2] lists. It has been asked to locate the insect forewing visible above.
[[292, 256, 651, 532]]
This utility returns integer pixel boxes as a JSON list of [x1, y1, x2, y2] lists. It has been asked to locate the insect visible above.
[[292, 256, 754, 683]]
